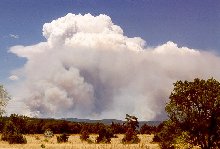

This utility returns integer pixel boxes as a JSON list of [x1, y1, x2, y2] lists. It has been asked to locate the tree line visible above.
[[0, 114, 156, 135], [0, 113, 156, 144]]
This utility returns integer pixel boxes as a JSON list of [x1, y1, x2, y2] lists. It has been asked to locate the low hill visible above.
[[62, 118, 162, 126]]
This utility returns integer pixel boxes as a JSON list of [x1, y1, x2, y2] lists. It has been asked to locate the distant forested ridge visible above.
[[63, 118, 161, 127]]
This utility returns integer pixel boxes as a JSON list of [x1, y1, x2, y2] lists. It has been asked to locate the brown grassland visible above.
[[0, 134, 160, 149]]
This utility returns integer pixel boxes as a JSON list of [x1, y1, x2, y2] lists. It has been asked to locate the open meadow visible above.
[[0, 134, 160, 149]]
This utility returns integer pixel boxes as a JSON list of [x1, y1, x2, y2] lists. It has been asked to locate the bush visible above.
[[140, 124, 156, 134], [96, 128, 113, 143], [35, 135, 40, 140], [1, 120, 27, 144], [41, 144, 46, 148], [44, 129, 54, 138], [80, 129, 90, 141], [110, 122, 126, 134], [152, 134, 161, 142], [152, 120, 181, 149], [7, 133, 27, 144], [173, 131, 192, 149], [122, 127, 140, 144], [57, 133, 70, 143]]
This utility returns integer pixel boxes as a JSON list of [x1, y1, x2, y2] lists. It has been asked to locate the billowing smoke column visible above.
[[9, 13, 220, 120]]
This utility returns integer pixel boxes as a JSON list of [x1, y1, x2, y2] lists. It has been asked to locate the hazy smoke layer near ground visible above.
[[8, 13, 220, 120]]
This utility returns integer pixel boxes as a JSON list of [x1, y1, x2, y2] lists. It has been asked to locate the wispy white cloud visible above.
[[8, 75, 19, 81], [9, 34, 19, 39]]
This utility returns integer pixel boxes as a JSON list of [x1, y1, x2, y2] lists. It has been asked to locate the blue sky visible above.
[[0, 0, 220, 84]]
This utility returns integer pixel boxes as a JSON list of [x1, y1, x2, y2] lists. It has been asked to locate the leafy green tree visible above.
[[0, 85, 10, 116], [166, 78, 220, 149]]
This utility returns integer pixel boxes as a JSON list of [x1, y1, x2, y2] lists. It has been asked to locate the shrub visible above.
[[41, 144, 46, 148], [35, 135, 40, 140], [57, 133, 70, 143], [1, 120, 27, 144], [122, 127, 140, 144], [96, 128, 113, 143], [173, 131, 192, 149], [1, 121, 16, 141], [87, 138, 93, 144], [152, 134, 161, 142], [44, 129, 54, 138], [80, 129, 90, 141], [152, 120, 181, 149], [140, 124, 156, 134], [7, 133, 27, 144], [110, 122, 126, 134]]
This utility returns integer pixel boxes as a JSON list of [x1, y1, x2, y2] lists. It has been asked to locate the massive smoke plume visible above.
[[8, 13, 220, 120]]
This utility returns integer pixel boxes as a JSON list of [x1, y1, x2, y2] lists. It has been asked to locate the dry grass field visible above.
[[0, 134, 160, 149]]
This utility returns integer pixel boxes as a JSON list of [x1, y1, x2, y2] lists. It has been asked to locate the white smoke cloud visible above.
[[8, 13, 220, 120]]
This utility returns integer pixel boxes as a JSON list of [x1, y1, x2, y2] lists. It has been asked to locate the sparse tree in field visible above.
[[122, 114, 140, 144], [0, 85, 10, 116], [165, 78, 220, 149], [125, 114, 139, 131]]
